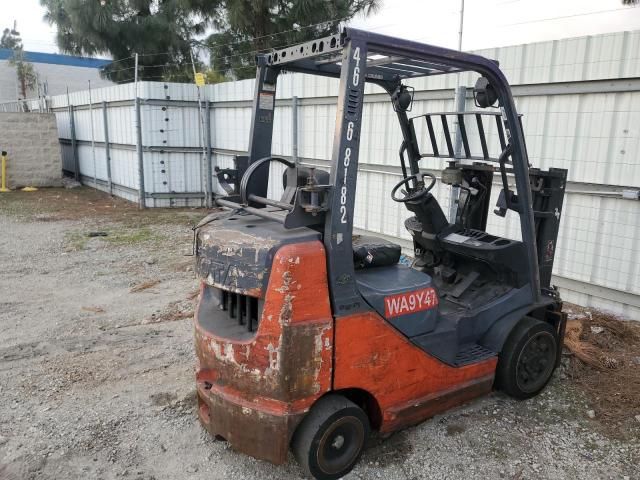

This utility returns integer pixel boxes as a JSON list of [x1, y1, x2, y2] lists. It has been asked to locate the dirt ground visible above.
[[0, 187, 638, 480]]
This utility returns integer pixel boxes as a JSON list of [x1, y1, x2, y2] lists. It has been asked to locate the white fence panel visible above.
[[18, 29, 639, 318]]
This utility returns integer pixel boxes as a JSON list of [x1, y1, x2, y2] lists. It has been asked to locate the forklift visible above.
[[193, 28, 568, 479]]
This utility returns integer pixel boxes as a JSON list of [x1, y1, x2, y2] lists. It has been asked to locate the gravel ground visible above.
[[0, 188, 638, 480]]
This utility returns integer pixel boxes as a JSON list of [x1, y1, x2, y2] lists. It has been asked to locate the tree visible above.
[[1, 22, 36, 99], [40, 0, 210, 82], [40, 0, 381, 83], [10, 49, 37, 99], [206, 1, 381, 79], [1, 22, 23, 50]]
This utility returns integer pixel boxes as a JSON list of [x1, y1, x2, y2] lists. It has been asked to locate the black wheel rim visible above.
[[316, 416, 365, 475], [516, 331, 556, 393]]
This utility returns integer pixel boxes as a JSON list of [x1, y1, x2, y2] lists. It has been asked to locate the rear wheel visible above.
[[292, 395, 370, 480], [496, 316, 558, 399]]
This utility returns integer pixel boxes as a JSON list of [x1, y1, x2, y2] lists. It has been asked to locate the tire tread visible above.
[[291, 395, 369, 480], [495, 316, 557, 399]]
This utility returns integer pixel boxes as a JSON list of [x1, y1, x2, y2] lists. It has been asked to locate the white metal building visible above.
[[15, 29, 640, 319], [0, 49, 112, 103]]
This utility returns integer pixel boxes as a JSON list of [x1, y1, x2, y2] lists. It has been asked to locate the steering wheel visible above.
[[391, 172, 437, 203]]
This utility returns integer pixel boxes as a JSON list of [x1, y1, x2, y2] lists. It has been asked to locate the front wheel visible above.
[[495, 316, 558, 399], [292, 395, 370, 480]]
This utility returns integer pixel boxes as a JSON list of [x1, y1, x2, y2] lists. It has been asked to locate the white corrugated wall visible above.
[[23, 29, 640, 318]]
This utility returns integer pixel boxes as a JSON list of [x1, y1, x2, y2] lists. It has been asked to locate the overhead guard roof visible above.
[[262, 28, 496, 83]]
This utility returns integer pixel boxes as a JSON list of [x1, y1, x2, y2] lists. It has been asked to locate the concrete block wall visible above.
[[0, 113, 63, 188]]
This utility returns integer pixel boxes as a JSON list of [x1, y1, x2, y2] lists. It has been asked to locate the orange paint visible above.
[[195, 240, 333, 403], [333, 311, 497, 432], [196, 239, 500, 462], [195, 241, 334, 464]]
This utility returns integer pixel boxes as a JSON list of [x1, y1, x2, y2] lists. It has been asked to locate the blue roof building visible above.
[[0, 49, 113, 102]]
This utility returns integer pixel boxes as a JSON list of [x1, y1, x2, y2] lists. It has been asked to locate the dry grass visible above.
[[563, 306, 640, 438], [81, 306, 106, 314], [143, 290, 198, 324], [129, 279, 161, 293], [0, 187, 205, 227], [143, 299, 194, 324], [186, 289, 200, 301]]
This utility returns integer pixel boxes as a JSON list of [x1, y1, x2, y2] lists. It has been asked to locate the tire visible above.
[[292, 395, 370, 480], [495, 316, 558, 399]]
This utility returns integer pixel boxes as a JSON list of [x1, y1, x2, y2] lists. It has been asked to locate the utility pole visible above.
[[458, 0, 465, 52], [134, 53, 139, 95], [88, 80, 97, 187], [191, 49, 209, 207], [133, 53, 145, 208]]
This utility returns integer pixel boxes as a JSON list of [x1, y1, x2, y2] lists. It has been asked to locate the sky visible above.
[[1, 0, 640, 57]]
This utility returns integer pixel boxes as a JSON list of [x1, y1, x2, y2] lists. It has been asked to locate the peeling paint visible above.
[[275, 270, 295, 294], [279, 294, 294, 325], [224, 343, 235, 363], [199, 227, 278, 252], [265, 342, 280, 374], [195, 241, 333, 463]]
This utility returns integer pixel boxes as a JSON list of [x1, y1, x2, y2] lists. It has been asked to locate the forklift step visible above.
[[412, 322, 458, 364], [453, 343, 496, 367]]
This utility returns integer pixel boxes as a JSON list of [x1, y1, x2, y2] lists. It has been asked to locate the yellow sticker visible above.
[[195, 72, 205, 87]]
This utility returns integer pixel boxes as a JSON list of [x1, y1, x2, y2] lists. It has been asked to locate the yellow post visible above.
[[0, 151, 9, 192]]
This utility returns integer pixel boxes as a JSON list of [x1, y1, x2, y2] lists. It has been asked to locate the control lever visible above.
[[494, 144, 520, 216], [494, 189, 519, 217]]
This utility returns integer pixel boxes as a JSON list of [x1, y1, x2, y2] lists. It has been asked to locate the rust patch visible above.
[[279, 294, 294, 324], [282, 322, 333, 397], [197, 384, 304, 464]]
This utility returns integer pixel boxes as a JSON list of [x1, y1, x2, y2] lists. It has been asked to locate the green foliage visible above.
[[1, 23, 23, 50], [9, 49, 37, 99], [1, 23, 36, 99], [204, 68, 228, 84], [39, 0, 381, 83], [206, 0, 381, 79], [40, 0, 211, 82]]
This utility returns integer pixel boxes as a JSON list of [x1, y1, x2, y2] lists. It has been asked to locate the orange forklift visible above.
[[193, 28, 568, 479]]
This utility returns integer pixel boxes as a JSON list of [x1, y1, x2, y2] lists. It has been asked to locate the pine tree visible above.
[[1, 22, 23, 50], [10, 49, 37, 99], [40, 0, 381, 83], [206, 0, 381, 79], [1, 22, 37, 99], [40, 0, 210, 82]]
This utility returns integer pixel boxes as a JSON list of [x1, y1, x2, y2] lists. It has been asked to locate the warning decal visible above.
[[259, 92, 274, 111], [384, 287, 438, 318]]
